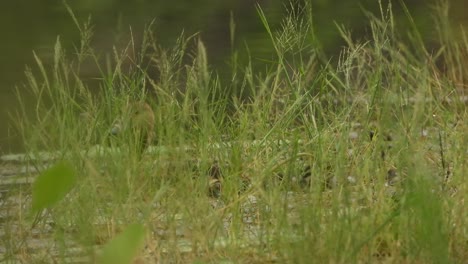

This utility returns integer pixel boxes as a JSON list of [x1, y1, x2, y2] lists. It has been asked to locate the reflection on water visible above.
[[0, 0, 466, 153]]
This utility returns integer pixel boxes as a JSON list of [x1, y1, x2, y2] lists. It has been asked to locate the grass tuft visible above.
[[2, 1, 467, 262]]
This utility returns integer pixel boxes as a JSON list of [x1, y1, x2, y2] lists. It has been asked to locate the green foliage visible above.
[[4, 0, 467, 263], [31, 161, 77, 213], [402, 154, 451, 263], [99, 224, 146, 264]]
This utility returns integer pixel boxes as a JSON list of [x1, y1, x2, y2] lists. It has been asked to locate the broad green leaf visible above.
[[31, 161, 77, 212], [99, 224, 146, 264]]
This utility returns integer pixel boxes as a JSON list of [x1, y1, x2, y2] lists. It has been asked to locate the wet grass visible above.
[[2, 1, 467, 263]]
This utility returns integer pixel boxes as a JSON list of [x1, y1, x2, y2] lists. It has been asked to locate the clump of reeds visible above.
[[4, 0, 467, 263]]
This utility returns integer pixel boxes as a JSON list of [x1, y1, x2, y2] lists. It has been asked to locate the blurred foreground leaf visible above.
[[99, 224, 146, 264], [31, 161, 77, 212]]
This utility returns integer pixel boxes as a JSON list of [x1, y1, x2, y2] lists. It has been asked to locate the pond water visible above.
[[0, 0, 466, 154]]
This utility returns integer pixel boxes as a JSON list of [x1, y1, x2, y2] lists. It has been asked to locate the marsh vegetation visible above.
[[1, 1, 467, 263]]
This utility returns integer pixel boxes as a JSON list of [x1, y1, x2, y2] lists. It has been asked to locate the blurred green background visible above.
[[0, 0, 466, 153]]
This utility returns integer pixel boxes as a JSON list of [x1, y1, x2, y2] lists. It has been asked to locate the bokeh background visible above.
[[0, 0, 466, 153]]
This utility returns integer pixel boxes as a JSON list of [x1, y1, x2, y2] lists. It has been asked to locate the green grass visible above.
[[3, 1, 467, 263]]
